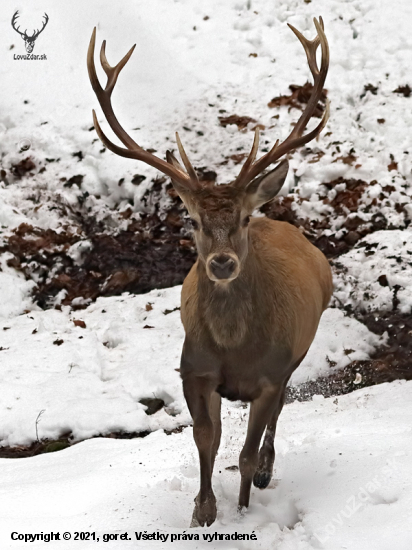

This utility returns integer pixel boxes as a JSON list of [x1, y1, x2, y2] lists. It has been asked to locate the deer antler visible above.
[[87, 28, 198, 189], [233, 17, 330, 189]]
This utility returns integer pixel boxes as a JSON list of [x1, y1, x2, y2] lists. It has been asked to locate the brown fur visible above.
[[181, 217, 332, 357]]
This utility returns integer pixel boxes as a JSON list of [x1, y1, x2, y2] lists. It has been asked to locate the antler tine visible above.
[[176, 133, 199, 182], [87, 28, 197, 189], [100, 39, 136, 96], [287, 17, 329, 140], [88, 29, 104, 96], [233, 127, 260, 188], [273, 97, 330, 157], [288, 17, 322, 77], [233, 16, 329, 189]]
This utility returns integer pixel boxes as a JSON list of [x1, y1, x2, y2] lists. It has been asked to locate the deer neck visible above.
[[197, 245, 271, 348]]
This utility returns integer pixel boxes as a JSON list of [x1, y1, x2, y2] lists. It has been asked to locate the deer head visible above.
[[12, 11, 49, 54], [87, 18, 329, 284], [166, 156, 290, 283]]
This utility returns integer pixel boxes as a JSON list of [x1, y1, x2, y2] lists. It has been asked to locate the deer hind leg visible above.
[[238, 385, 281, 510], [183, 378, 219, 527], [253, 353, 308, 489]]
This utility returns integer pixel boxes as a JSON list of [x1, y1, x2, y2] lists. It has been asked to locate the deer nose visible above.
[[209, 255, 236, 280]]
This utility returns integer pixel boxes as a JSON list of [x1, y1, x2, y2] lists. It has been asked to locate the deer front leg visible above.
[[209, 391, 222, 472], [238, 385, 280, 510], [253, 383, 287, 489], [183, 377, 219, 527]]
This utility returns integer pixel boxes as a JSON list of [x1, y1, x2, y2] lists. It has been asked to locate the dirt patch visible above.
[[262, 173, 410, 257], [323, 177, 368, 214], [0, 430, 151, 459], [218, 114, 257, 130], [8, 162, 394, 306], [4, 220, 196, 309], [286, 310, 412, 403], [10, 157, 36, 179], [355, 311, 412, 379], [393, 84, 411, 97], [2, 179, 197, 309], [268, 81, 327, 117], [360, 83, 379, 98], [285, 359, 403, 404]]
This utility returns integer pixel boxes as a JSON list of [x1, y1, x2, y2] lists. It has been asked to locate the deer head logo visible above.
[[12, 11, 49, 53]]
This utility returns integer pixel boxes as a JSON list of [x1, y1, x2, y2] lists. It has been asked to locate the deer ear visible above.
[[245, 159, 289, 210]]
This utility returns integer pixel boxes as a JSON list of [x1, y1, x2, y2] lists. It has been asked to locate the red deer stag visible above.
[[88, 17, 332, 527]]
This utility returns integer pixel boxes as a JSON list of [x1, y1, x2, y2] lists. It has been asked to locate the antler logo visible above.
[[11, 11, 49, 53]]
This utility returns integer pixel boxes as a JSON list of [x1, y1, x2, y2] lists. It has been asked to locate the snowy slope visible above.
[[0, 284, 383, 447], [1, 0, 411, 235], [0, 380, 411, 549]]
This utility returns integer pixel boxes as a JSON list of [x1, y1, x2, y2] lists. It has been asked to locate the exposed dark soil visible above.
[[0, 431, 150, 459], [1, 177, 197, 309], [268, 81, 328, 117], [358, 311, 412, 378], [218, 114, 258, 130], [3, 167, 407, 310], [286, 359, 405, 404], [261, 174, 408, 258]]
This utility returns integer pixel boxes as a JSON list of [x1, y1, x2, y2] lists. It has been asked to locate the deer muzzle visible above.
[[207, 253, 240, 282]]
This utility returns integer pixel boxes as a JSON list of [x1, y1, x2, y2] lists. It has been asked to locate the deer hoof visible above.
[[253, 470, 272, 489], [191, 492, 217, 527]]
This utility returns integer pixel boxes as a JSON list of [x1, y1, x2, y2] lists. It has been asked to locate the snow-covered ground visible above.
[[1, 380, 411, 549], [1, 0, 412, 547], [0, 284, 383, 448]]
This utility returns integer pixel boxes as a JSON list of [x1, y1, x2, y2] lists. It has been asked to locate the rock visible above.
[[139, 398, 165, 415]]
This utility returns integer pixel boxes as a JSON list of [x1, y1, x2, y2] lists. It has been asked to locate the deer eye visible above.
[[242, 216, 250, 227], [189, 218, 200, 231]]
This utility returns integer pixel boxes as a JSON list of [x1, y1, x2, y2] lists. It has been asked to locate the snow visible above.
[[0, 254, 36, 319], [0, 283, 385, 447], [1, 0, 412, 547], [0, 287, 187, 447], [1, 381, 411, 549]]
